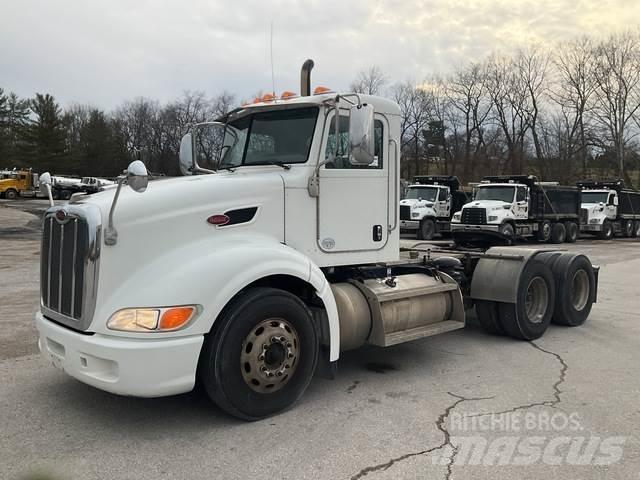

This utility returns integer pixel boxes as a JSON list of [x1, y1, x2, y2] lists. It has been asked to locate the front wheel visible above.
[[418, 218, 436, 240], [499, 223, 515, 245], [199, 287, 318, 420], [599, 220, 613, 240], [4, 189, 17, 200]]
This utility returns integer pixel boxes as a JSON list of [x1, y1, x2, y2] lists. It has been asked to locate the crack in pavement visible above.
[[349, 392, 494, 480], [468, 340, 568, 419]]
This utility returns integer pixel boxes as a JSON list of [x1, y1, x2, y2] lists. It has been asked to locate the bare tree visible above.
[[486, 55, 530, 175], [550, 37, 598, 177], [445, 62, 492, 181], [592, 31, 640, 181], [350, 66, 388, 95]]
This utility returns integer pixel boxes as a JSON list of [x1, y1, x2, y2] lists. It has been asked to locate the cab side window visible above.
[[608, 193, 615, 205], [438, 188, 448, 201], [516, 187, 526, 202], [325, 116, 383, 169]]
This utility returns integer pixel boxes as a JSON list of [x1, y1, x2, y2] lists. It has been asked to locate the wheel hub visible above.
[[525, 277, 549, 324], [571, 270, 589, 311], [240, 318, 299, 393]]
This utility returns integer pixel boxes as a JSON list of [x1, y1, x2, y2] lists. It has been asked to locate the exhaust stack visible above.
[[300, 59, 314, 96]]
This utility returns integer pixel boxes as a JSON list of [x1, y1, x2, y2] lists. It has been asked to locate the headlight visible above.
[[589, 218, 600, 224], [411, 212, 420, 218], [488, 215, 498, 222], [452, 213, 461, 221], [107, 306, 199, 332]]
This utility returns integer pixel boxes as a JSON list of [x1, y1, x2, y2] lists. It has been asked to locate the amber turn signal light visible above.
[[159, 307, 195, 330]]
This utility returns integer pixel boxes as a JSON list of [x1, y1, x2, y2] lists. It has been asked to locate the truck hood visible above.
[[400, 198, 434, 208], [463, 200, 511, 211]]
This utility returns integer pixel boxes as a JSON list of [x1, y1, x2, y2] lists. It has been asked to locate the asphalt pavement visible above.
[[1, 198, 639, 480]]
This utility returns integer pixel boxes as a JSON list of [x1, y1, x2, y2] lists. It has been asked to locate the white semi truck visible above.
[[451, 175, 581, 246], [35, 61, 599, 420], [577, 179, 640, 239], [399, 175, 468, 240]]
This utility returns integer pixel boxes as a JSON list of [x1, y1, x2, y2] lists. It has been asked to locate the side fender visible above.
[[93, 236, 341, 361]]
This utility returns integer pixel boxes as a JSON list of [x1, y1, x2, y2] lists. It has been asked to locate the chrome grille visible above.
[[400, 205, 411, 220], [41, 204, 101, 331], [461, 207, 487, 225], [580, 208, 588, 225]]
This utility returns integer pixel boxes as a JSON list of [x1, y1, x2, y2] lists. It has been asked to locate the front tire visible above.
[[599, 220, 613, 240], [499, 223, 515, 246], [199, 287, 319, 420], [418, 218, 436, 240], [4, 189, 17, 200]]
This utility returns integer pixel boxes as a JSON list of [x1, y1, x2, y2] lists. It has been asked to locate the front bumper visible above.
[[36, 311, 204, 397], [400, 219, 419, 230], [580, 224, 602, 232], [450, 223, 507, 245]]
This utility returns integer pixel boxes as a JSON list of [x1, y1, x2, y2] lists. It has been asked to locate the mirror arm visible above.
[[104, 176, 125, 246], [45, 184, 54, 207]]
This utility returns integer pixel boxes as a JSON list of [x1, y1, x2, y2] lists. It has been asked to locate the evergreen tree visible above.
[[21, 93, 67, 172]]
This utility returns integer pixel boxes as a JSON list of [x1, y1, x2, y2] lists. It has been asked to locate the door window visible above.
[[438, 188, 448, 201], [325, 116, 383, 169], [516, 187, 526, 202]]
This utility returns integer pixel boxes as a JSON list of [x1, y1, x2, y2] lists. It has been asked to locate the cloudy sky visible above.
[[1, 0, 637, 109]]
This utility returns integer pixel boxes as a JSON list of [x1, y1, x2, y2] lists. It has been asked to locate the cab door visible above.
[[436, 187, 450, 218], [318, 112, 389, 252], [515, 186, 529, 219]]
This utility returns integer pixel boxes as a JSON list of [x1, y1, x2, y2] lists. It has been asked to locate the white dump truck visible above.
[[451, 175, 581, 246], [399, 175, 469, 239], [35, 61, 599, 420], [577, 179, 640, 239]]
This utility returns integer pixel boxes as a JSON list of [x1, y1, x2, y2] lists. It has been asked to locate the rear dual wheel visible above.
[[476, 253, 596, 339], [199, 287, 318, 420], [623, 220, 634, 238]]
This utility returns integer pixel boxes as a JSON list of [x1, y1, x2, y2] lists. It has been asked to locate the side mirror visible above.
[[39, 172, 51, 187], [613, 196, 619, 206], [127, 160, 148, 193], [179, 133, 194, 175], [348, 104, 375, 165], [39, 172, 54, 207]]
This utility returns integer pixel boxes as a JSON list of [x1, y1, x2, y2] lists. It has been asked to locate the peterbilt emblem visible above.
[[55, 210, 67, 222]]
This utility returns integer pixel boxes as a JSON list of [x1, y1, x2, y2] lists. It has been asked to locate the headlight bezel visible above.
[[107, 305, 201, 333]]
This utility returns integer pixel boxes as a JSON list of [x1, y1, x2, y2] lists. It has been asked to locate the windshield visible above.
[[475, 186, 515, 202], [581, 191, 609, 204], [406, 187, 438, 201], [219, 107, 318, 169]]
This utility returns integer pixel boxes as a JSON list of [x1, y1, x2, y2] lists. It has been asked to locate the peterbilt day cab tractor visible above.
[[451, 175, 581, 246], [35, 61, 599, 420], [577, 179, 640, 239], [399, 175, 468, 240]]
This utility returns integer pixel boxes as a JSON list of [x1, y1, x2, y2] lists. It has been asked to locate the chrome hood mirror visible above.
[[39, 172, 54, 207], [348, 104, 375, 165], [127, 160, 148, 193], [179, 133, 194, 175], [105, 160, 149, 246]]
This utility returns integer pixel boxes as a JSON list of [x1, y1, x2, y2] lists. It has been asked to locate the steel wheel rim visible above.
[[240, 317, 299, 393], [525, 277, 548, 324], [571, 270, 589, 311]]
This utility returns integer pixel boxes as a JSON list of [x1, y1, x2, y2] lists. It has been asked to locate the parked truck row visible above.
[[0, 168, 114, 200], [400, 174, 640, 245], [34, 60, 601, 420]]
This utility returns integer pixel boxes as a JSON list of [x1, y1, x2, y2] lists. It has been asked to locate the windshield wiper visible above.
[[264, 161, 291, 170]]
